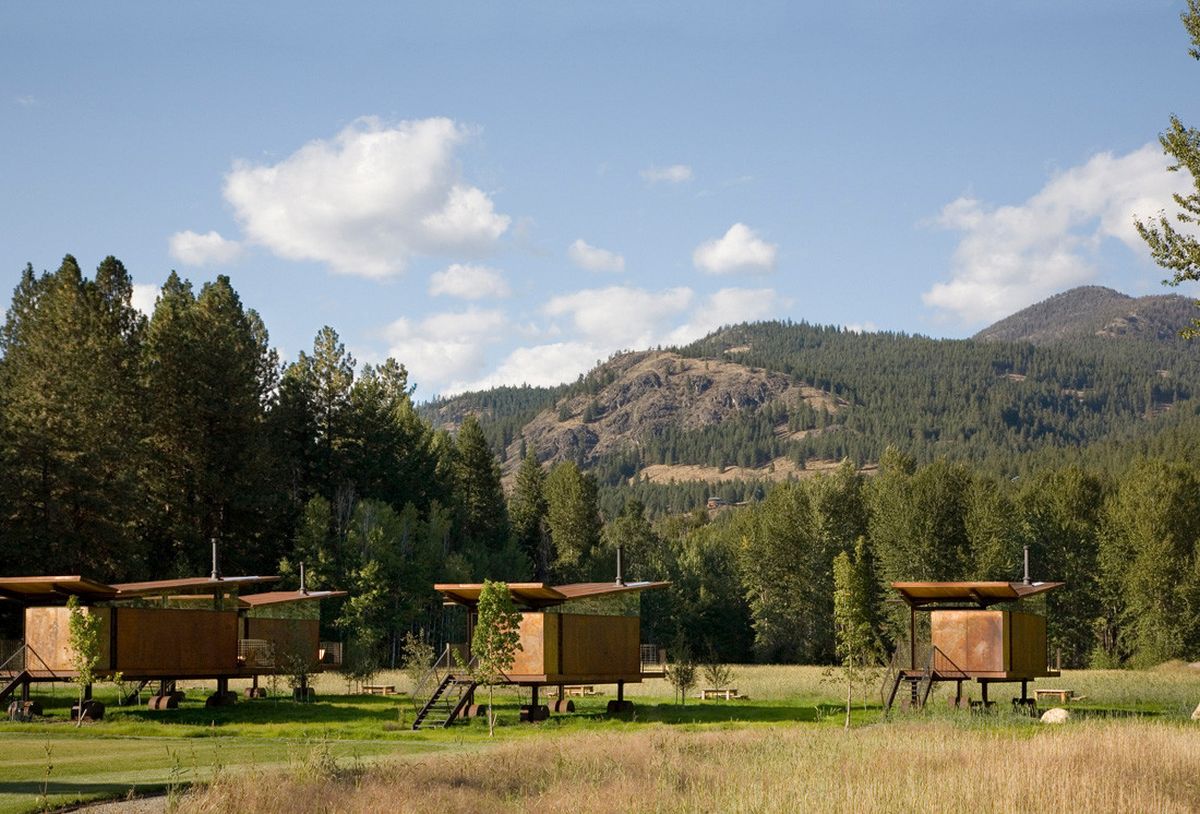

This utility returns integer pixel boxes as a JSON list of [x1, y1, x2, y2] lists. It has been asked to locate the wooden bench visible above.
[[362, 684, 396, 696], [700, 688, 739, 700], [1034, 688, 1083, 704], [563, 685, 595, 697]]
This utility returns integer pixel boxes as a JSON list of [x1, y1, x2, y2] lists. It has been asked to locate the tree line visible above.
[[4, 255, 1200, 674]]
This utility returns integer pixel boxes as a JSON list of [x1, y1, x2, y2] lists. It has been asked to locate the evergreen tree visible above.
[[544, 461, 602, 582], [509, 453, 549, 579], [453, 415, 512, 575], [142, 273, 278, 575], [1099, 459, 1200, 666], [0, 256, 146, 579], [1136, 1, 1200, 334]]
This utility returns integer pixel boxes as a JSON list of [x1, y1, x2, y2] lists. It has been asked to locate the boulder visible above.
[[1040, 707, 1070, 724]]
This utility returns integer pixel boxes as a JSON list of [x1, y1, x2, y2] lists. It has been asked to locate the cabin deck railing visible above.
[[640, 643, 667, 674], [0, 640, 58, 679], [238, 638, 276, 669], [0, 640, 24, 675], [319, 641, 343, 667]]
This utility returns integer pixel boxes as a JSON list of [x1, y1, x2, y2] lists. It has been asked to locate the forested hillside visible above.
[[427, 287, 1200, 515], [4, 260, 1200, 674]]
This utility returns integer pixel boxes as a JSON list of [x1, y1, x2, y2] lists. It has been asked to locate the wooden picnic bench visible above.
[[362, 684, 396, 696], [1033, 688, 1085, 704], [562, 685, 596, 697], [700, 688, 739, 700]]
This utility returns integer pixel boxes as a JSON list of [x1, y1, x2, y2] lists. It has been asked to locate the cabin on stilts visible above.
[[883, 573, 1063, 713], [0, 560, 344, 719], [412, 577, 668, 729]]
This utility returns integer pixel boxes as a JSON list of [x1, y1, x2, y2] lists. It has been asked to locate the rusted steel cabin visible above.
[[415, 580, 667, 727], [0, 574, 344, 710], [885, 579, 1063, 711]]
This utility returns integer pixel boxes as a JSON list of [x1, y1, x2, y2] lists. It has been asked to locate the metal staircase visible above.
[[411, 673, 479, 729], [0, 670, 31, 706], [410, 644, 480, 730], [882, 641, 936, 713]]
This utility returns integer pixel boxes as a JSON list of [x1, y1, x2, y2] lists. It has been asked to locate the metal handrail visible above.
[[0, 641, 58, 679], [410, 644, 454, 712]]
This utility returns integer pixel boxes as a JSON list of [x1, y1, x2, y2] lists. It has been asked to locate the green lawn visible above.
[[0, 665, 1196, 813]]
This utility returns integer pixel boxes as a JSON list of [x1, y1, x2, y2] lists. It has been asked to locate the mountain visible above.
[[425, 286, 1200, 494], [973, 286, 1197, 344]]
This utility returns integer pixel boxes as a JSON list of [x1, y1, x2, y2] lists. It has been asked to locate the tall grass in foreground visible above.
[[181, 719, 1200, 813]]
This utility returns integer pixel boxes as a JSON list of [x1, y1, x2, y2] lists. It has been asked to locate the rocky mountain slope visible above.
[[426, 285, 1200, 487], [495, 350, 845, 475], [973, 286, 1196, 344]]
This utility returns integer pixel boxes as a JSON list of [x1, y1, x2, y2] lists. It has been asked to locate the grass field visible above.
[[0, 664, 1197, 812]]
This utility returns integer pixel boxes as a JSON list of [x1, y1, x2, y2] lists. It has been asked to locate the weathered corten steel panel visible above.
[[502, 612, 638, 681], [246, 618, 319, 665], [115, 608, 238, 676], [510, 612, 548, 676], [1008, 611, 1047, 677], [25, 606, 112, 672], [559, 614, 639, 677], [932, 609, 1049, 678]]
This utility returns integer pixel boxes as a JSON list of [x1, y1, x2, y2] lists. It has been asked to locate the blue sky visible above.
[[3, 1, 1197, 397]]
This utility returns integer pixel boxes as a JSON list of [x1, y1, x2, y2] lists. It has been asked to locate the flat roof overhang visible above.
[[891, 581, 1064, 608], [435, 581, 670, 609]]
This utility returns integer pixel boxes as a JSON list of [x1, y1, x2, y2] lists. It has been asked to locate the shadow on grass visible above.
[[0, 780, 163, 796], [116, 694, 405, 727], [574, 702, 822, 725]]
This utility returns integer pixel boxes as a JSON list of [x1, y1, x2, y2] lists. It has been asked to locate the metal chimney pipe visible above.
[[300, 562, 308, 595], [615, 546, 625, 586], [211, 538, 221, 581], [1023, 545, 1031, 585]]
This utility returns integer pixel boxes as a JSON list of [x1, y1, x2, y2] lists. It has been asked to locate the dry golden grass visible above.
[[180, 719, 1200, 813]]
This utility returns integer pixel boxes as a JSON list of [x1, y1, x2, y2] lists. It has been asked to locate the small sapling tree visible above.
[[666, 637, 697, 705], [701, 644, 734, 696], [832, 538, 883, 729], [471, 580, 522, 736], [66, 596, 103, 726], [401, 631, 435, 694]]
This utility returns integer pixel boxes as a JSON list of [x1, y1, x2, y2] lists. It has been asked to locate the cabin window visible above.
[[247, 602, 320, 621], [544, 593, 640, 617]]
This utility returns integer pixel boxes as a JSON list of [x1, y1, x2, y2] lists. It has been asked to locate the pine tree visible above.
[[509, 453, 549, 579], [544, 461, 602, 582], [142, 273, 278, 575], [1136, 1, 1200, 334], [0, 256, 146, 579], [454, 415, 510, 574]]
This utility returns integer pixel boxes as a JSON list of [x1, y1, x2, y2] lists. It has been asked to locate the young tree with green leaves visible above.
[[832, 539, 882, 729], [471, 580, 523, 736], [1136, 1, 1200, 334], [66, 596, 103, 727]]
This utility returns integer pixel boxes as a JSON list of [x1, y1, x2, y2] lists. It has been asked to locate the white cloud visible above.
[[383, 307, 507, 395], [222, 117, 509, 279], [693, 223, 778, 275], [567, 239, 626, 273], [168, 230, 243, 266], [14, 95, 36, 107], [404, 284, 791, 394], [460, 341, 605, 392], [665, 288, 785, 345], [924, 142, 1195, 325], [642, 164, 694, 184], [843, 321, 879, 334], [131, 283, 160, 316], [429, 264, 511, 300], [544, 286, 694, 348]]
